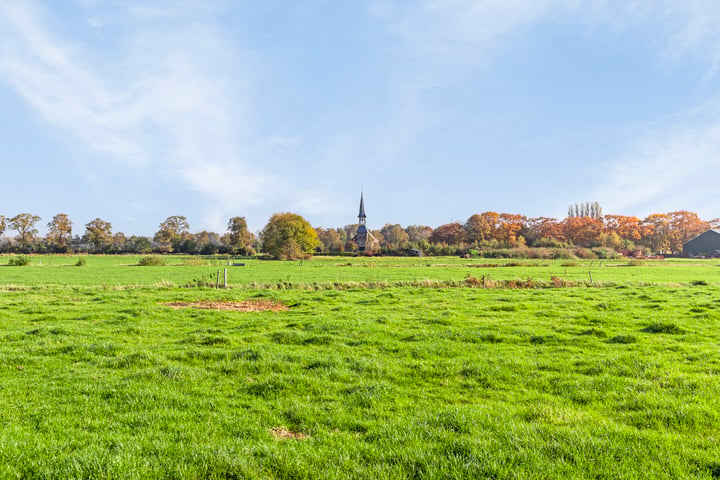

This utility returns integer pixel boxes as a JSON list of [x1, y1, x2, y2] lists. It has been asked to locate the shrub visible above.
[[8, 255, 31, 266], [552, 249, 576, 259], [592, 247, 619, 259], [138, 256, 166, 266], [574, 248, 596, 259], [75, 257, 87, 267]]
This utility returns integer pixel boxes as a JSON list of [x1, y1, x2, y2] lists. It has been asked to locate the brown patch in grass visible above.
[[270, 426, 308, 440], [162, 299, 288, 312]]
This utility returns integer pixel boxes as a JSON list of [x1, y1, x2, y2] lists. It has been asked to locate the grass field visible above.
[[2, 255, 720, 478]]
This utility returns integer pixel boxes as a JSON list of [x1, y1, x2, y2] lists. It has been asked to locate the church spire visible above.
[[358, 191, 366, 224], [354, 191, 368, 252]]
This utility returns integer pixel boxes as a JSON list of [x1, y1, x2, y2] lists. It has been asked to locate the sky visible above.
[[2, 0, 720, 236]]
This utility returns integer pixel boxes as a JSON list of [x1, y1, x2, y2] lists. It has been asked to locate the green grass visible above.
[[2, 254, 720, 288], [2, 256, 720, 478]]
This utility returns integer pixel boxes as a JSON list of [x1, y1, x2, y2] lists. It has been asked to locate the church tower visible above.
[[355, 192, 368, 251]]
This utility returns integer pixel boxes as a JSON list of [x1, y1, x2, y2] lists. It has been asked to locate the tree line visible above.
[[316, 208, 718, 257], [0, 206, 716, 258], [0, 214, 255, 255]]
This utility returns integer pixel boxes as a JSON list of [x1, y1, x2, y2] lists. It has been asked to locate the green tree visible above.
[[128, 236, 153, 254], [9, 213, 41, 247], [47, 213, 73, 250], [226, 216, 254, 254], [260, 212, 319, 259], [155, 216, 190, 248], [0, 215, 5, 238], [84, 218, 113, 252]]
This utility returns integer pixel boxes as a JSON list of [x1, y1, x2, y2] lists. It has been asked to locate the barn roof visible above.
[[683, 229, 720, 245]]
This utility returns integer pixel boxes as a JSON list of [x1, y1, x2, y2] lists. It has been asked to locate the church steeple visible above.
[[358, 191, 366, 225], [354, 191, 368, 252]]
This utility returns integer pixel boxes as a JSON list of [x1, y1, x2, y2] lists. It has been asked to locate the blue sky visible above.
[[2, 1, 720, 236]]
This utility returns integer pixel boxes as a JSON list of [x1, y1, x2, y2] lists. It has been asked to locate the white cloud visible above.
[[594, 99, 720, 217], [0, 0, 326, 228]]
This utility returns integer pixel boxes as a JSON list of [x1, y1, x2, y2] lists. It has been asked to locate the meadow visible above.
[[1, 255, 720, 478]]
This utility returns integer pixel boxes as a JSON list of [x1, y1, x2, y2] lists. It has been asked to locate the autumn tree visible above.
[[9, 213, 41, 247], [0, 215, 5, 238], [524, 217, 564, 245], [84, 218, 113, 252], [641, 214, 671, 254], [316, 227, 343, 252], [380, 224, 409, 250], [194, 231, 221, 254], [562, 216, 603, 247], [603, 215, 643, 242], [496, 213, 526, 245], [260, 212, 319, 259], [47, 213, 73, 251], [155, 216, 190, 249], [430, 222, 464, 245], [667, 211, 709, 254], [464, 212, 498, 244], [113, 232, 127, 252], [405, 225, 433, 243], [226, 217, 254, 254]]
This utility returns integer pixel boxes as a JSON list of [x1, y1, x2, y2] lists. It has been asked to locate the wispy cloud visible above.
[[0, 0, 332, 231], [369, 0, 720, 219], [595, 100, 720, 217]]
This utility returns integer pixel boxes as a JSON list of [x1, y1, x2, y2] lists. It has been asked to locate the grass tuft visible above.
[[641, 323, 684, 334]]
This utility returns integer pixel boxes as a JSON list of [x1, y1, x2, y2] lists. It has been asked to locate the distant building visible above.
[[352, 192, 377, 252], [683, 229, 720, 257]]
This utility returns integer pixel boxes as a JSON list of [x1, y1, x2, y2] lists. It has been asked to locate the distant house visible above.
[[683, 229, 720, 257]]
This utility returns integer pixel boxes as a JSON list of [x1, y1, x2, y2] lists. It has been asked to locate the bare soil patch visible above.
[[162, 300, 288, 312], [270, 426, 308, 440]]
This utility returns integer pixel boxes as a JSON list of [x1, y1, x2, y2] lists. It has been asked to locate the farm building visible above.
[[683, 229, 720, 257]]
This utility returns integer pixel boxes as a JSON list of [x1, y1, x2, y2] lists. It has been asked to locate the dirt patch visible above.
[[270, 426, 308, 440], [162, 300, 288, 312]]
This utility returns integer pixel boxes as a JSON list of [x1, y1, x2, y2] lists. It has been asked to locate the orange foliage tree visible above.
[[496, 213, 526, 245], [524, 217, 564, 244], [464, 212, 498, 244], [430, 222, 465, 245], [667, 211, 709, 254], [562, 216, 603, 248], [603, 215, 643, 242], [641, 214, 671, 254]]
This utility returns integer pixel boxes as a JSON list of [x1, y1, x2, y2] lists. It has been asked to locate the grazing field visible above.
[[2, 256, 720, 478]]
